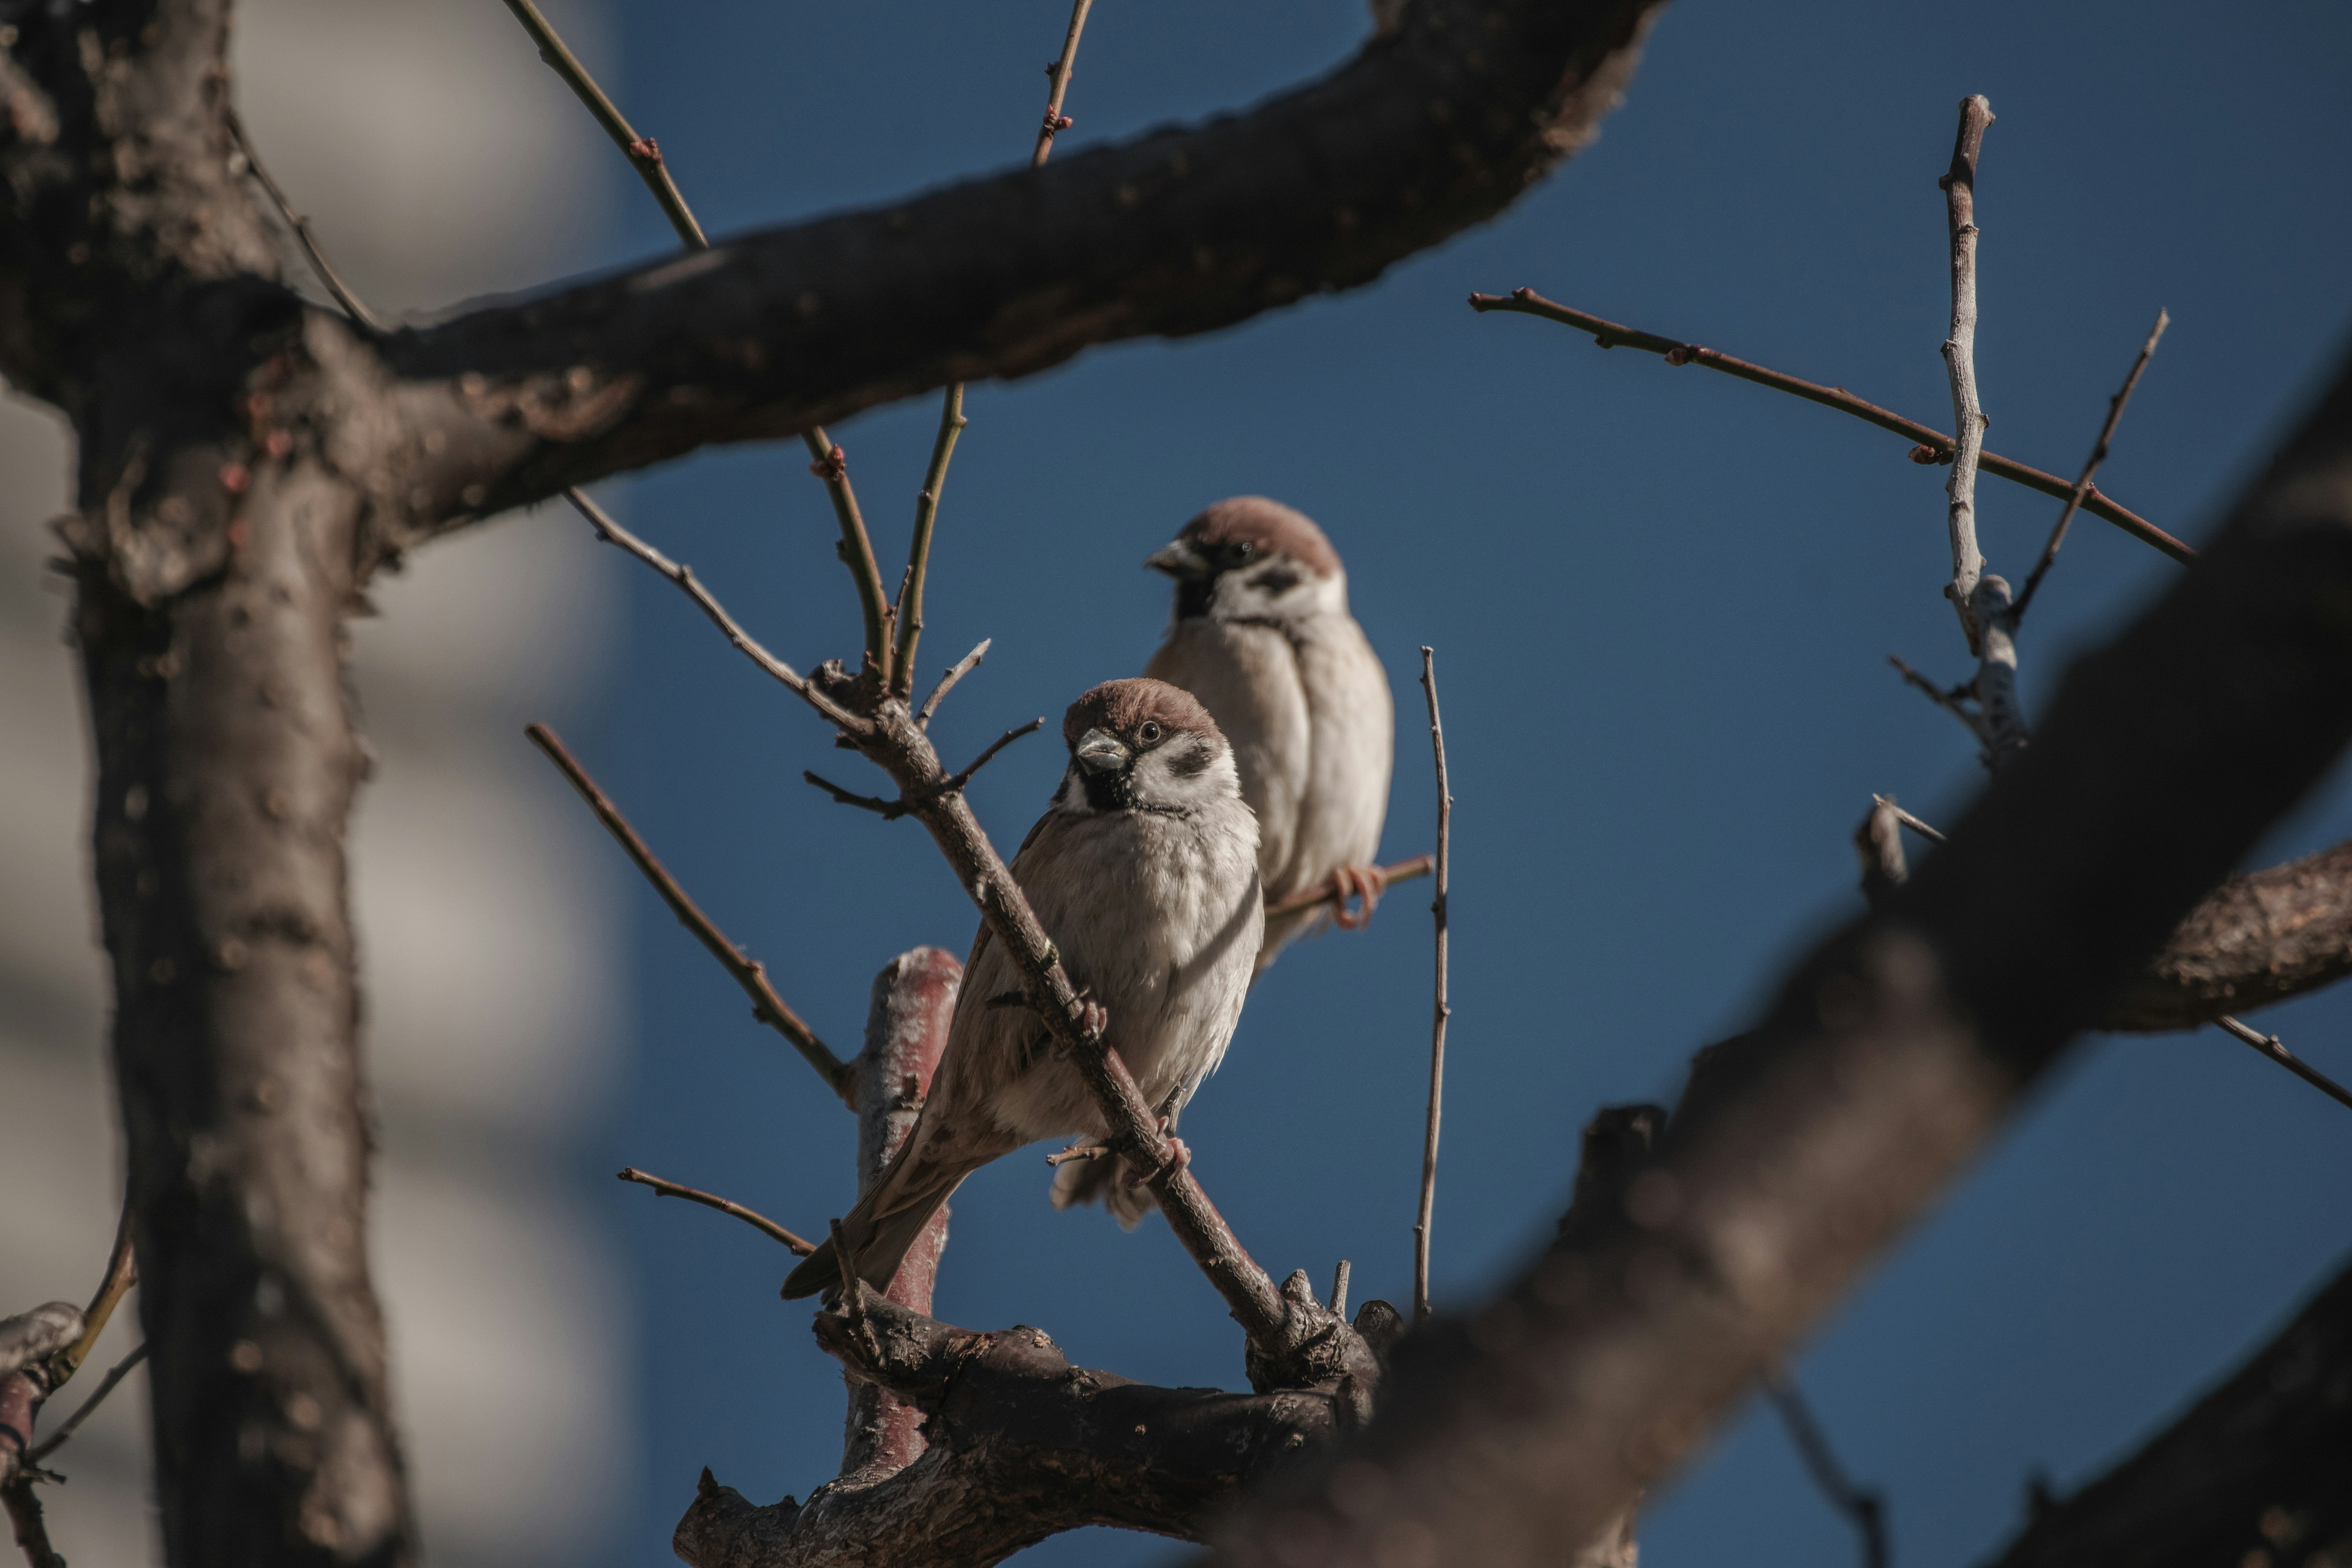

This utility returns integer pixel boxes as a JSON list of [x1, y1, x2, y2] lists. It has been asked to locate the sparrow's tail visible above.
[[782, 1140, 970, 1301], [1049, 1149, 1158, 1228]]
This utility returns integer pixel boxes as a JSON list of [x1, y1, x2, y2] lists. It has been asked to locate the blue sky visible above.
[[520, 3, 2352, 1563]]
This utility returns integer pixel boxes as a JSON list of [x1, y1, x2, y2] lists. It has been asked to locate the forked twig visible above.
[[1414, 647, 1452, 1323], [619, 1167, 817, 1255], [1466, 289, 2187, 564], [2011, 309, 2171, 622], [1766, 1374, 1891, 1568], [526, 722, 857, 1104]]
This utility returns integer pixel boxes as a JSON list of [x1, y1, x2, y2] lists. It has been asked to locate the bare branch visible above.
[[618, 1167, 818, 1255], [23, 1343, 148, 1467], [1414, 649, 1452, 1323], [1466, 290, 2187, 564], [942, 718, 1044, 793], [497, 0, 706, 249], [916, 639, 990, 730], [802, 771, 909, 820], [894, 387, 967, 698], [224, 108, 384, 334], [1765, 1374, 1890, 1568], [802, 432, 894, 684], [1985, 1254, 2352, 1568], [371, 0, 1665, 545], [1938, 95, 1996, 649], [1031, 1, 1097, 167], [2012, 309, 2171, 620], [1265, 854, 1434, 918], [2212, 1016, 2352, 1114], [526, 722, 858, 1104], [1204, 343, 2352, 1567], [1854, 796, 1908, 908], [2106, 839, 2352, 1029]]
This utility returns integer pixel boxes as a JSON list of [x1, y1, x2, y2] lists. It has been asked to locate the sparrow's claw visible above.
[[1126, 1119, 1191, 1186], [1072, 990, 1110, 1042], [1329, 863, 1389, 930]]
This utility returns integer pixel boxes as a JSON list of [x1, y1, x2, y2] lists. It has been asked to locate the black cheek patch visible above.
[[1167, 741, 1215, 779], [1251, 567, 1300, 597]]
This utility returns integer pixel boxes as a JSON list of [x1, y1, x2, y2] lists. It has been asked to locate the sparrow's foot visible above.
[[1073, 990, 1110, 1042], [1127, 1118, 1190, 1185], [1330, 862, 1390, 930]]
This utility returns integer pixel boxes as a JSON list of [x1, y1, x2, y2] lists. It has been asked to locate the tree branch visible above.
[[361, 0, 1665, 549], [1983, 1251, 2352, 1568], [526, 722, 858, 1103], [1939, 95, 1996, 649], [1466, 290, 2187, 564], [617, 1168, 818, 1255], [1413, 649, 1452, 1324], [1200, 341, 2352, 1567], [2011, 309, 2170, 621]]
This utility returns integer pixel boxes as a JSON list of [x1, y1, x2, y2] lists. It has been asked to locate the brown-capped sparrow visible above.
[[783, 679, 1264, 1297], [1142, 496, 1394, 975]]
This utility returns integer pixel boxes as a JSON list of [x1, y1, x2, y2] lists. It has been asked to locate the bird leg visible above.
[[1329, 863, 1389, 930]]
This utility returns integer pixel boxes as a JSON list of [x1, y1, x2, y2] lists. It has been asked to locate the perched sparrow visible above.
[[1142, 496, 1393, 974], [783, 679, 1263, 1297]]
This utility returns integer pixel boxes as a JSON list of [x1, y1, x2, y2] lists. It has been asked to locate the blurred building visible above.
[[0, 1, 635, 1563]]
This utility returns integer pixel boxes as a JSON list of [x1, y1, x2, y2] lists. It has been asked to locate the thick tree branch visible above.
[[674, 1296, 1339, 1568], [2101, 839, 2352, 1031], [1201, 343, 2352, 1566], [359, 0, 1663, 548], [1982, 1252, 2352, 1568]]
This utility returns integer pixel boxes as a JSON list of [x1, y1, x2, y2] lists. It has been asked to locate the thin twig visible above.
[[1414, 647, 1452, 1324], [943, 718, 1044, 793], [1465, 290, 2189, 565], [1939, 95, 1996, 650], [1330, 1259, 1352, 1318], [23, 1344, 148, 1466], [1, 1478, 64, 1568], [1032, 0, 1097, 167], [2215, 1016, 2352, 1114], [561, 489, 861, 729], [2011, 309, 2171, 622], [803, 771, 908, 820], [1872, 794, 1947, 845], [499, 0, 705, 249], [1265, 854, 1435, 918], [618, 1167, 816, 1255], [225, 108, 384, 334], [526, 722, 858, 1104], [1766, 1374, 1891, 1568], [803, 429, 895, 684], [53, 1202, 135, 1386], [894, 385, 967, 696], [1887, 655, 1980, 731], [917, 639, 991, 729]]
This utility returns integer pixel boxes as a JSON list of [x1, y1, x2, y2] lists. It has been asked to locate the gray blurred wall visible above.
[[0, 2, 635, 1562]]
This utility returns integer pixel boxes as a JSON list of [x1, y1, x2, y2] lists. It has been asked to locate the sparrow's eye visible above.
[[1228, 541, 1255, 564], [1137, 721, 1164, 745]]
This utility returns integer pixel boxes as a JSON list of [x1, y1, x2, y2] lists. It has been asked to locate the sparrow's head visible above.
[[1145, 497, 1346, 626], [1056, 679, 1240, 816]]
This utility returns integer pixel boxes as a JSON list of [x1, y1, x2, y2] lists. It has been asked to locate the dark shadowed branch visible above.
[[1766, 1376, 1890, 1568], [1199, 339, 2352, 1566], [1982, 1253, 2352, 1568], [1466, 289, 2185, 562]]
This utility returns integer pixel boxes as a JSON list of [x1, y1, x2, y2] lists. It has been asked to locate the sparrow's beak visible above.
[[1073, 728, 1130, 775], [1145, 540, 1210, 579]]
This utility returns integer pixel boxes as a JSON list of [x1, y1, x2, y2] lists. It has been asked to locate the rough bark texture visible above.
[[674, 1298, 1338, 1568], [840, 949, 961, 1487], [1983, 1253, 2352, 1568], [2103, 839, 2352, 1031], [1202, 349, 2352, 1567], [368, 0, 1666, 547]]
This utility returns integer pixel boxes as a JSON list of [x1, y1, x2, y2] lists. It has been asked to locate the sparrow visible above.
[[783, 679, 1264, 1297], [1142, 496, 1394, 976]]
